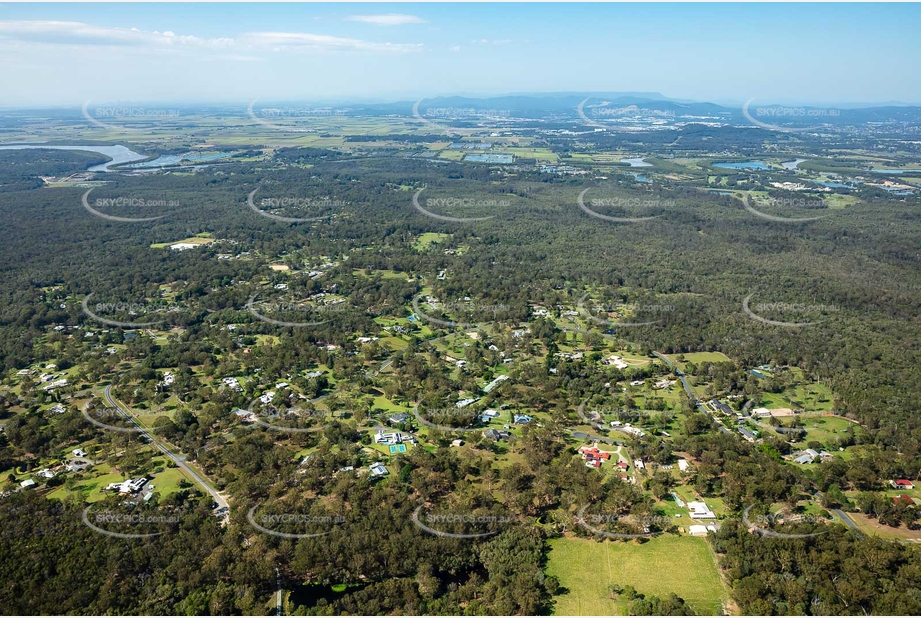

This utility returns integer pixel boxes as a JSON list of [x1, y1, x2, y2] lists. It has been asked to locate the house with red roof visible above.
[[891, 479, 915, 490]]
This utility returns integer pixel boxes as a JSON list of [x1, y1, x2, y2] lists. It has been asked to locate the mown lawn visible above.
[[545, 535, 729, 616]]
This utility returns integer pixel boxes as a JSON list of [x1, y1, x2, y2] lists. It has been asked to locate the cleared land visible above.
[[545, 535, 729, 616]]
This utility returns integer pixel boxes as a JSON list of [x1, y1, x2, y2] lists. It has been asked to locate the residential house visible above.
[[677, 459, 689, 472], [513, 414, 533, 424], [484, 429, 511, 442], [654, 378, 676, 389], [689, 524, 718, 536], [375, 429, 416, 446], [687, 501, 716, 520], [738, 427, 757, 442], [233, 409, 256, 422], [388, 413, 411, 426], [479, 409, 501, 423], [892, 479, 916, 490], [369, 462, 389, 478], [105, 477, 148, 494], [482, 374, 509, 393]]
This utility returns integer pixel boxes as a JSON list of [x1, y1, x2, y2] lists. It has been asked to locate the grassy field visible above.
[[759, 369, 834, 412], [413, 232, 451, 251], [150, 233, 215, 249], [668, 351, 732, 367], [845, 511, 921, 540], [545, 535, 729, 616], [792, 415, 858, 444]]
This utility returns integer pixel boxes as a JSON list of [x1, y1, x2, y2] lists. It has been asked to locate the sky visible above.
[[1, 2, 920, 108]]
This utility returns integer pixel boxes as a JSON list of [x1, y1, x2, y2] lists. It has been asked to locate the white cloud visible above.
[[0, 20, 422, 55], [470, 38, 515, 46], [0, 20, 232, 48], [242, 31, 422, 53], [346, 14, 426, 27]]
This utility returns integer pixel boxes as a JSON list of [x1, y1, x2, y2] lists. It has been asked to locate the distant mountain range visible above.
[[5, 92, 921, 128]]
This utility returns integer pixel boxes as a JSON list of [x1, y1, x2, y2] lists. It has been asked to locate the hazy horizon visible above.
[[2, 3, 920, 108]]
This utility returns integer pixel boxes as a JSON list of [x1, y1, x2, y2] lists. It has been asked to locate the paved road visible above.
[[275, 567, 283, 616], [653, 351, 732, 435], [102, 385, 230, 516], [832, 507, 865, 539], [654, 355, 878, 541]]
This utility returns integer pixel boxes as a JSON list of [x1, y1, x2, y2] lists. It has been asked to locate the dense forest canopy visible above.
[[0, 119, 919, 617]]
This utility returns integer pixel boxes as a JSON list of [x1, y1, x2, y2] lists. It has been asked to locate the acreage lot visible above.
[[545, 535, 729, 616], [666, 351, 732, 367]]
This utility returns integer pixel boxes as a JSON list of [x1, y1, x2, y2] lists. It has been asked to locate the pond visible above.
[[713, 160, 770, 171]]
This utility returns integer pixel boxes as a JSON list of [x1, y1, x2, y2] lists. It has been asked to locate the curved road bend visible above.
[[102, 385, 230, 517]]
